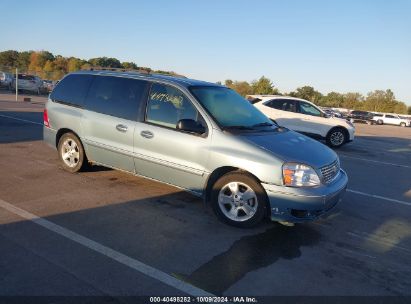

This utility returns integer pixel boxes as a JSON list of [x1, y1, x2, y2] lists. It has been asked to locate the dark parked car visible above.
[[348, 110, 374, 124]]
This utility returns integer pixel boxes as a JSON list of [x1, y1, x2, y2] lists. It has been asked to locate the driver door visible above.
[[133, 82, 211, 193], [296, 101, 328, 136]]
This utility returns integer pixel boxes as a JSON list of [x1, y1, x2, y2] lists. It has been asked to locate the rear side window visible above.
[[85, 76, 149, 120], [265, 99, 283, 110], [51, 74, 94, 107], [267, 99, 298, 112]]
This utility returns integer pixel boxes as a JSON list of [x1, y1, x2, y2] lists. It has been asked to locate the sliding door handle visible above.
[[140, 130, 154, 139], [116, 124, 128, 132]]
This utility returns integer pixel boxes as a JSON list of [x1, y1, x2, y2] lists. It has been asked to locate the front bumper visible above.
[[262, 169, 348, 223], [347, 127, 355, 141]]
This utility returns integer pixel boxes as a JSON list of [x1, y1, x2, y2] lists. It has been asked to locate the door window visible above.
[[385, 115, 396, 119], [85, 75, 149, 120], [146, 83, 203, 129], [299, 102, 322, 117]]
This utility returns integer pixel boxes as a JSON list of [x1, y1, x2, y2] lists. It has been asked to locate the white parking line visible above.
[[347, 189, 411, 207], [339, 154, 411, 169], [0, 199, 213, 297], [0, 113, 43, 126]]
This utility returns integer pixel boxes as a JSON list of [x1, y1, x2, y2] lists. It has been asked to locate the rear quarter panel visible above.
[[46, 99, 83, 147]]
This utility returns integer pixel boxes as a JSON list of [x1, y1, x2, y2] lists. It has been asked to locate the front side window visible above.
[[85, 76, 149, 120], [385, 115, 395, 118], [299, 102, 322, 117], [146, 83, 202, 129], [190, 86, 272, 128]]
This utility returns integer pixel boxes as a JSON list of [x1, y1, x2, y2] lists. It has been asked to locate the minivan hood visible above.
[[240, 130, 337, 169]]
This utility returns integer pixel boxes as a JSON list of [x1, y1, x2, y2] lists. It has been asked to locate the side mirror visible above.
[[176, 119, 206, 134]]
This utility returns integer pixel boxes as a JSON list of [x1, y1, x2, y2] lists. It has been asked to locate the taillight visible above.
[[43, 109, 50, 128]]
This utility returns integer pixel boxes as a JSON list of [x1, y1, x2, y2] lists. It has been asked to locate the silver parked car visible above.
[[0, 71, 14, 90], [12, 73, 43, 94], [43, 71, 348, 227]]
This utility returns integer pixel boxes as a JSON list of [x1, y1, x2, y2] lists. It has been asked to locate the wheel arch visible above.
[[55, 128, 83, 148], [204, 166, 267, 204]]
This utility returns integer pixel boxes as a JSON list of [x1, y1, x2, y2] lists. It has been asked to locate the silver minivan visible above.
[[43, 71, 348, 227]]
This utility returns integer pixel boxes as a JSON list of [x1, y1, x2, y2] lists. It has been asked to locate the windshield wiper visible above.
[[252, 122, 275, 127], [223, 125, 255, 130]]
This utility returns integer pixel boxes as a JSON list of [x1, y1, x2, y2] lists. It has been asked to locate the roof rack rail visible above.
[[82, 66, 187, 79], [85, 66, 151, 74]]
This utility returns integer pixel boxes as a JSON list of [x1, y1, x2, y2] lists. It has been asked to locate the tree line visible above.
[[0, 50, 178, 81], [0, 50, 409, 114]]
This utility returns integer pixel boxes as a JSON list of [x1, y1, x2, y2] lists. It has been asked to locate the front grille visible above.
[[320, 159, 340, 184]]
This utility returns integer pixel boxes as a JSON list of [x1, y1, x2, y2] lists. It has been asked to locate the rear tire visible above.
[[377, 119, 383, 125], [211, 172, 268, 228], [57, 132, 88, 173], [326, 127, 346, 148]]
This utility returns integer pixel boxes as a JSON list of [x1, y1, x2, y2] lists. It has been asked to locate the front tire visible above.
[[400, 122, 406, 127], [211, 172, 268, 228], [326, 127, 346, 148], [57, 132, 87, 173]]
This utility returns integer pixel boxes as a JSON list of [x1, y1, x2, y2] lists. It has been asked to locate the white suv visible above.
[[372, 113, 410, 127], [250, 95, 355, 148]]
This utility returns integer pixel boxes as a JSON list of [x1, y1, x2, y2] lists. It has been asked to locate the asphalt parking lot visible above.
[[1, 91, 411, 299]]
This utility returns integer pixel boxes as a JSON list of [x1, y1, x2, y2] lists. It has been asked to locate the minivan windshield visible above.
[[190, 86, 274, 129]]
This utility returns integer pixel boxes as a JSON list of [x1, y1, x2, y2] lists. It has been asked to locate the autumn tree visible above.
[[67, 57, 83, 72], [28, 51, 54, 74], [43, 60, 55, 79], [226, 81, 253, 96]]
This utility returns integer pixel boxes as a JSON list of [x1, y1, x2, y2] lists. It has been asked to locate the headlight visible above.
[[346, 120, 354, 128], [282, 163, 320, 187]]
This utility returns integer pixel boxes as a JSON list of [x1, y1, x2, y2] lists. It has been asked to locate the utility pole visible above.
[[15, 68, 18, 101]]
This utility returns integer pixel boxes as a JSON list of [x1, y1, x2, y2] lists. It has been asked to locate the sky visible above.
[[2, 0, 411, 104]]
